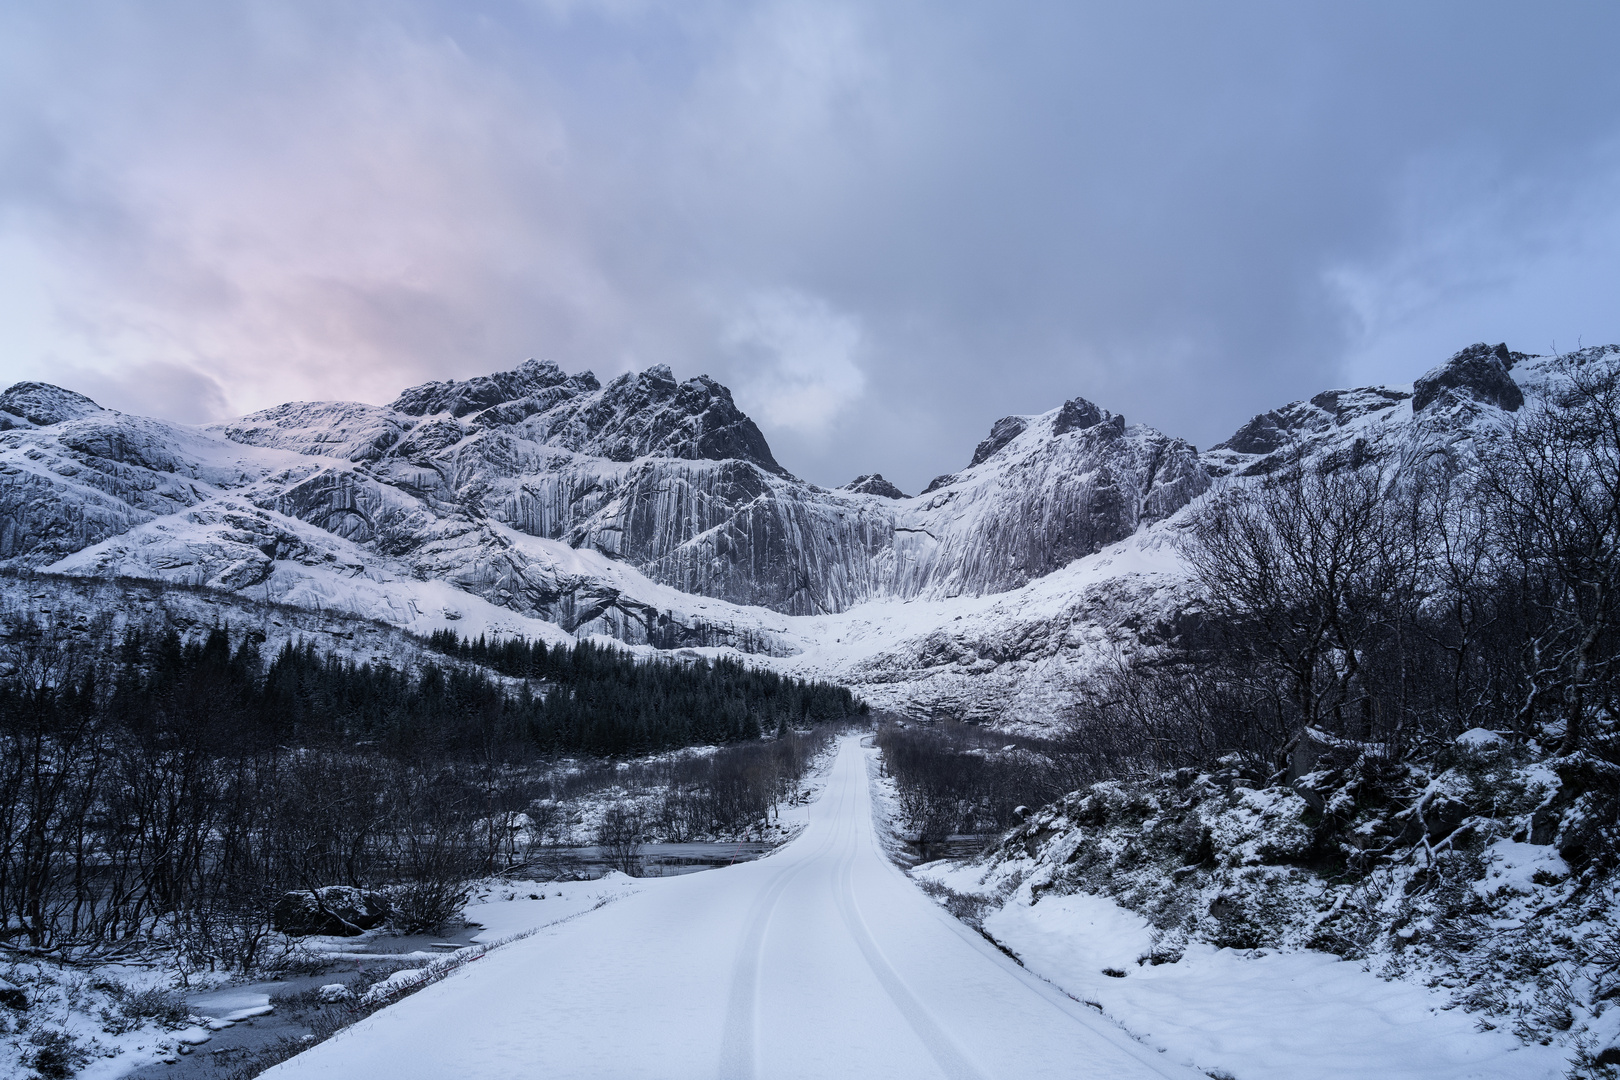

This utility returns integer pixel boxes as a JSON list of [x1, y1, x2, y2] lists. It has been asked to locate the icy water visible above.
[[537, 840, 775, 878]]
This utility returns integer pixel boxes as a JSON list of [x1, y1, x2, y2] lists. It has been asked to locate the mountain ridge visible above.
[[1, 340, 1603, 723]]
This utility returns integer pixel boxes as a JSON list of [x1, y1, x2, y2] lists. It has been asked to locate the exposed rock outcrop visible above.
[[0, 382, 105, 428], [971, 417, 1028, 466], [842, 474, 909, 499], [1051, 396, 1109, 436], [1412, 342, 1524, 414]]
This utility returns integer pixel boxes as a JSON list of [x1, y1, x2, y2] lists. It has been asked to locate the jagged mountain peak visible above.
[[390, 358, 597, 418], [1205, 381, 1427, 477], [1197, 340, 1620, 479], [966, 395, 1123, 469], [841, 474, 909, 499], [0, 381, 106, 429], [550, 364, 786, 473], [923, 393, 1135, 495], [382, 359, 786, 475], [1413, 342, 1523, 414], [1052, 395, 1121, 437]]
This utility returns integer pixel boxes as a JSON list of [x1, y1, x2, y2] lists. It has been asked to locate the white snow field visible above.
[[264, 737, 1198, 1080]]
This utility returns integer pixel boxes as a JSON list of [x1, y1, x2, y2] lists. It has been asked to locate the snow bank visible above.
[[982, 889, 1566, 1080]]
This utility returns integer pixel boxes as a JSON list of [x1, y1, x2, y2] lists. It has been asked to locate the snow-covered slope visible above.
[[1, 342, 1602, 724], [0, 359, 1203, 651]]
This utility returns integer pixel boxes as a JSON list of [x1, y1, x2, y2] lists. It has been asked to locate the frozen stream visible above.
[[264, 735, 1195, 1079], [535, 840, 776, 879]]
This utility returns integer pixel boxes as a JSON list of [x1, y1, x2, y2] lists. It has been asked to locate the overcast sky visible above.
[[3, 2, 1619, 493]]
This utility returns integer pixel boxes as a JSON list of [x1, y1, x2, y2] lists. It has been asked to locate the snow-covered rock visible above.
[[316, 984, 356, 1005]]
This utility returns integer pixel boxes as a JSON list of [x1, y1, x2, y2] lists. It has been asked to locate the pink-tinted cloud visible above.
[[1, 2, 1619, 491]]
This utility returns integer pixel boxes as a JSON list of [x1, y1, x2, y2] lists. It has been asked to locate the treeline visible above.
[[423, 628, 862, 755], [52, 623, 859, 760], [0, 617, 861, 963], [874, 720, 1084, 855]]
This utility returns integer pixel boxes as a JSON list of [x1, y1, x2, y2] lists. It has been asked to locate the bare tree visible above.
[[1182, 462, 1417, 756], [596, 803, 644, 877], [1482, 355, 1620, 753]]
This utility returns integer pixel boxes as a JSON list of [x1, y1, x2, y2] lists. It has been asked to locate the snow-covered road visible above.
[[267, 736, 1197, 1079]]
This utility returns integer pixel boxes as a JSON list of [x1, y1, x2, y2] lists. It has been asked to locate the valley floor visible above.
[[237, 736, 1565, 1080], [261, 736, 1192, 1079]]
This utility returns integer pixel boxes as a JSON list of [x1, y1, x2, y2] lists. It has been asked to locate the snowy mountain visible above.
[[1, 342, 1601, 723]]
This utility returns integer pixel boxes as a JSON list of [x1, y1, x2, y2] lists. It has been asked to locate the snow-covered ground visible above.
[[462, 874, 644, 944], [913, 863, 1567, 1080], [262, 736, 1196, 1079], [246, 735, 1569, 1080]]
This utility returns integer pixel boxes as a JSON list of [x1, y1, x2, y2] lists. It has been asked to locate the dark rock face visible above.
[[0, 382, 104, 427], [843, 474, 909, 499], [567, 368, 784, 474], [921, 473, 959, 495], [1208, 388, 1407, 475], [272, 886, 391, 936], [1413, 343, 1523, 414], [1052, 397, 1108, 436], [1215, 411, 1291, 456], [1309, 387, 1410, 424], [389, 361, 786, 475], [971, 417, 1029, 466]]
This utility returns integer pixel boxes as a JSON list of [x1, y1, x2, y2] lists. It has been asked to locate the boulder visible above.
[[1421, 795, 1471, 839], [1455, 727, 1506, 750], [272, 886, 391, 936]]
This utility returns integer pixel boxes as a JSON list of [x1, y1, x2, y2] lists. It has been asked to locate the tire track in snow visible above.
[[852, 740, 1192, 1080], [716, 864, 804, 1080], [834, 810, 990, 1080], [716, 776, 850, 1080]]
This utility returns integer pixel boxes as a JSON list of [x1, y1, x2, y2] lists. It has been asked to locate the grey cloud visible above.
[[1, 1, 1618, 493]]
